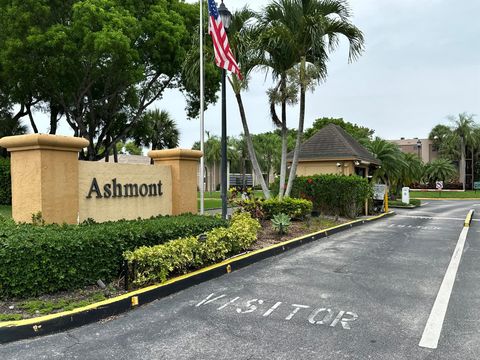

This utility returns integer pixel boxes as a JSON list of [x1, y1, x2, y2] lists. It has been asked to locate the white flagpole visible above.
[[199, 0, 205, 214]]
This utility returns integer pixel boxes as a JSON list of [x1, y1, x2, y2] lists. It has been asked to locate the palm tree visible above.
[[396, 153, 424, 193], [226, 7, 273, 199], [259, 0, 364, 197], [448, 113, 477, 190], [366, 138, 406, 188], [133, 109, 179, 163], [425, 159, 457, 184]]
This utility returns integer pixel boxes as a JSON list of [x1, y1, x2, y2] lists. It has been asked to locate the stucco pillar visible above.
[[0, 134, 88, 224], [149, 149, 203, 215]]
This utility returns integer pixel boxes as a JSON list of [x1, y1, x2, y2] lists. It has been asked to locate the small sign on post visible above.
[[373, 184, 388, 212], [474, 181, 480, 193], [436, 181, 443, 197]]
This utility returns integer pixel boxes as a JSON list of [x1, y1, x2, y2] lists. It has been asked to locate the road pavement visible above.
[[1, 200, 480, 359]]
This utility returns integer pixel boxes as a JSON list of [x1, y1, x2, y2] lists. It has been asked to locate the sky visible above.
[[32, 0, 480, 149]]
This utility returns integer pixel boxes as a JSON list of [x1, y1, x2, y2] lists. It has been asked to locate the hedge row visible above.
[[0, 214, 227, 298], [124, 212, 260, 287], [0, 158, 11, 205], [234, 197, 313, 220], [273, 174, 372, 218]]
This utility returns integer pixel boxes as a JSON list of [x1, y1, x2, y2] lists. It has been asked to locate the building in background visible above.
[[287, 124, 381, 178], [388, 138, 438, 164]]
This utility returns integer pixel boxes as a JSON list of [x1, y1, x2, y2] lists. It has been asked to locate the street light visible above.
[[218, 0, 232, 220], [416, 139, 422, 159]]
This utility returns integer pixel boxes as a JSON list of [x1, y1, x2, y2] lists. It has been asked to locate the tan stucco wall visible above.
[[78, 161, 172, 223], [149, 149, 202, 215], [0, 134, 87, 224], [296, 161, 355, 177]]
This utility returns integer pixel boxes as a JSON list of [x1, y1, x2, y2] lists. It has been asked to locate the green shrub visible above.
[[234, 197, 312, 220], [0, 214, 227, 298], [262, 197, 312, 219], [272, 174, 372, 218], [0, 158, 11, 205], [124, 212, 260, 287], [271, 213, 291, 235]]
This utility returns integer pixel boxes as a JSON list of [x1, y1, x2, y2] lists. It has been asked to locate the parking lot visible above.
[[1, 200, 479, 359]]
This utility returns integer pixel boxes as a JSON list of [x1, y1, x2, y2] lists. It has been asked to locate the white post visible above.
[[199, 0, 205, 214]]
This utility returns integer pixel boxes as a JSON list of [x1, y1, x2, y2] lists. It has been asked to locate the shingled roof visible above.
[[287, 124, 381, 165]]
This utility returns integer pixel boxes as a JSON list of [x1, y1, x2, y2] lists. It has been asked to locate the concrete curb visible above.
[[0, 211, 395, 344]]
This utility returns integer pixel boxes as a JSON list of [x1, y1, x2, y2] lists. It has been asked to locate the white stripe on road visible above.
[[419, 224, 471, 349], [396, 215, 479, 222]]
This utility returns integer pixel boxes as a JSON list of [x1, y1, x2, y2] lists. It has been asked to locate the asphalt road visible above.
[[2, 200, 480, 360]]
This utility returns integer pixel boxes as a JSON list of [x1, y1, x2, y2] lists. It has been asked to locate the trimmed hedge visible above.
[[234, 197, 312, 220], [124, 212, 260, 287], [0, 158, 11, 205], [0, 214, 227, 298], [272, 174, 372, 218]]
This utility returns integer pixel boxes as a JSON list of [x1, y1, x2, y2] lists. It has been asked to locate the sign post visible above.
[[436, 181, 443, 198], [474, 181, 480, 193], [373, 184, 388, 213]]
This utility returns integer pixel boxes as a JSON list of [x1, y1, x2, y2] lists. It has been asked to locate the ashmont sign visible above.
[[0, 134, 202, 224], [86, 178, 164, 199]]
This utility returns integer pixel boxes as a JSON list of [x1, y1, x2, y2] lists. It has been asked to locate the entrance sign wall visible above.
[[0, 134, 202, 224]]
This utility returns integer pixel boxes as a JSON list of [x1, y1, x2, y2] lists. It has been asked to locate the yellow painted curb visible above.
[[0, 211, 393, 329], [464, 209, 475, 227]]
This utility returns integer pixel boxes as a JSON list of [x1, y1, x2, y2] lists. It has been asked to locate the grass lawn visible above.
[[410, 190, 480, 199], [198, 190, 265, 199], [0, 205, 11, 218], [197, 190, 265, 210]]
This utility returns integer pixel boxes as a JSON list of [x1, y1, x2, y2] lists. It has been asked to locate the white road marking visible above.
[[419, 226, 470, 349], [396, 215, 479, 222]]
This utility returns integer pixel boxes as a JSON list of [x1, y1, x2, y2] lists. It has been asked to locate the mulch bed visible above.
[[0, 215, 347, 321]]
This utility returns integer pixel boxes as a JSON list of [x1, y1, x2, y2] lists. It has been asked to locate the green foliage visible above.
[[124, 213, 260, 287], [0, 158, 11, 205], [424, 159, 457, 183], [273, 175, 372, 218], [0, 214, 227, 298], [261, 197, 312, 219], [304, 118, 374, 144], [271, 213, 291, 235], [233, 197, 312, 220], [20, 292, 106, 315], [133, 109, 179, 151]]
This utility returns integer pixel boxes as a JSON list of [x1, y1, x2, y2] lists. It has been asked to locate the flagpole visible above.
[[199, 0, 205, 215]]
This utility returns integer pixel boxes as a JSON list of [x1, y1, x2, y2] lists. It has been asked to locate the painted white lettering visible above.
[[217, 297, 240, 310], [308, 308, 334, 325], [330, 311, 358, 329], [196, 293, 226, 307], [236, 299, 264, 314], [285, 304, 310, 321], [263, 302, 282, 317]]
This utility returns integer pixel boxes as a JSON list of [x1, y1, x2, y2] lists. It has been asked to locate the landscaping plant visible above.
[[124, 213, 261, 287], [0, 214, 227, 298], [271, 213, 291, 235]]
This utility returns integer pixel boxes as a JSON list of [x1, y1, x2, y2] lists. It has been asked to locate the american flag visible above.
[[208, 0, 243, 80]]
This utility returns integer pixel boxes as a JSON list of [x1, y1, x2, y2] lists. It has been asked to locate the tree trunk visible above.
[[27, 105, 39, 134], [49, 103, 59, 134], [285, 57, 306, 197], [278, 74, 288, 200], [460, 138, 466, 191], [234, 92, 271, 198], [113, 142, 119, 163]]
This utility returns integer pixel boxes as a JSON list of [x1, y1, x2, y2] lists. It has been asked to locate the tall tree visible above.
[[448, 113, 477, 190], [366, 138, 406, 188], [0, 0, 211, 160], [259, 0, 364, 197], [133, 109, 180, 151], [304, 117, 374, 144]]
